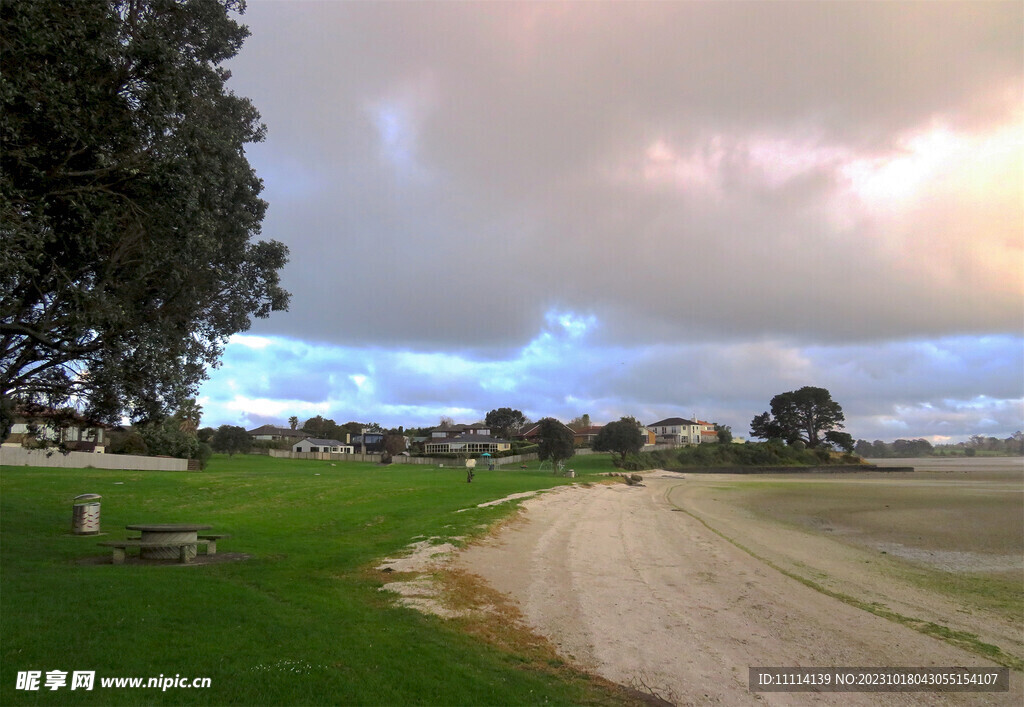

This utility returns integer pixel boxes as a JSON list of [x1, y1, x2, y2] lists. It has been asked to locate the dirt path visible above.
[[455, 475, 1021, 705]]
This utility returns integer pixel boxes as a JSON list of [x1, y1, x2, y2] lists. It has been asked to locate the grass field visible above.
[[0, 454, 624, 705]]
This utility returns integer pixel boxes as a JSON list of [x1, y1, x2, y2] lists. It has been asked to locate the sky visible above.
[[197, 0, 1024, 444]]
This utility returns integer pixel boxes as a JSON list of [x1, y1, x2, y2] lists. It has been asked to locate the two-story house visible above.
[[425, 422, 509, 454], [647, 417, 705, 446]]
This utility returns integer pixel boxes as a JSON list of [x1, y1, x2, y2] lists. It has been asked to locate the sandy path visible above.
[[456, 476, 1020, 705]]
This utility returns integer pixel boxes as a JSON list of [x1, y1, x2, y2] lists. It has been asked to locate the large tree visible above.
[[211, 424, 251, 456], [0, 0, 288, 440], [593, 417, 644, 464], [302, 416, 338, 439], [536, 417, 575, 473], [749, 386, 846, 448], [485, 407, 526, 439]]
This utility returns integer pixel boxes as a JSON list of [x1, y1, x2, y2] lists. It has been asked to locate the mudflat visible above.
[[456, 462, 1023, 705]]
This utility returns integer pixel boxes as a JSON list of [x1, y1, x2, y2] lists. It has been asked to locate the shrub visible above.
[[195, 442, 213, 470], [617, 455, 647, 471], [110, 431, 148, 456]]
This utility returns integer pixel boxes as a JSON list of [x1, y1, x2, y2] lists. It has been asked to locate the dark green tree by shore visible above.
[[750, 386, 846, 448], [537, 418, 575, 473], [593, 417, 645, 464]]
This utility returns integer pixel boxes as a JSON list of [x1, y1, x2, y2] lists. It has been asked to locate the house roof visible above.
[[248, 424, 307, 437], [432, 423, 490, 432], [573, 425, 604, 436], [295, 437, 347, 446], [648, 417, 699, 427], [519, 420, 573, 437]]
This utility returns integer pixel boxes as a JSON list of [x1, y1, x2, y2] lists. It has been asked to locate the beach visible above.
[[454, 463, 1023, 705]]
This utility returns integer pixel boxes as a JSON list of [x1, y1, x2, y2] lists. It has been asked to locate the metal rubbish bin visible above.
[[71, 494, 101, 535]]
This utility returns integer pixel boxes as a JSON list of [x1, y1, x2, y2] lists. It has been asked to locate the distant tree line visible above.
[[857, 433, 1023, 458]]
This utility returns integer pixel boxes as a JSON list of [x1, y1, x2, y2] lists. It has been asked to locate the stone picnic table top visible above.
[[126, 523, 213, 532]]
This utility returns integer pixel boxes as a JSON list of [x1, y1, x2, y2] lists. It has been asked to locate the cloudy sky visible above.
[[198, 0, 1023, 443]]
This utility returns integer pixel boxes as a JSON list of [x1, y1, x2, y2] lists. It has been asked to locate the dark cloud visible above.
[[231, 1, 1021, 352], [199, 3, 1023, 442]]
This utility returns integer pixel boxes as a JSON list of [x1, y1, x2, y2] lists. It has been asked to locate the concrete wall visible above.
[[0, 446, 189, 471]]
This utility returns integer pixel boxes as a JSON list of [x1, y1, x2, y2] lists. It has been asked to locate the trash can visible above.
[[71, 494, 101, 535]]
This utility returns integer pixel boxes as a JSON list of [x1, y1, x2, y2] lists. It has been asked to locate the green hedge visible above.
[[614, 442, 865, 471]]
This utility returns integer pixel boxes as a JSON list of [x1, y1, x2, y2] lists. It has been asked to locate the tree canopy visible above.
[[484, 407, 526, 439], [749, 386, 846, 448], [593, 417, 645, 463], [0, 0, 288, 440], [211, 424, 251, 456], [537, 418, 574, 472], [566, 414, 592, 431]]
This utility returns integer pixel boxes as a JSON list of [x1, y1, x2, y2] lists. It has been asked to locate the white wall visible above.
[[0, 446, 188, 471]]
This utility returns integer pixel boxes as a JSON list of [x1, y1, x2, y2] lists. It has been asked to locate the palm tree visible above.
[[288, 416, 298, 430], [175, 399, 202, 434]]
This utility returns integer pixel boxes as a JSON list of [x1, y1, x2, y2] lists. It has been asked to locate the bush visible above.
[[109, 430, 148, 456], [195, 442, 213, 470], [617, 455, 647, 471], [251, 439, 293, 451], [668, 441, 862, 468], [613, 449, 680, 471]]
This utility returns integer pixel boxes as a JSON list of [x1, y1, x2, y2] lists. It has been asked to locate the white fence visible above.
[[268, 448, 543, 467], [0, 446, 189, 471]]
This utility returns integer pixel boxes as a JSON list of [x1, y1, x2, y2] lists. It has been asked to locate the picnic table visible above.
[[126, 524, 212, 560], [99, 524, 228, 564]]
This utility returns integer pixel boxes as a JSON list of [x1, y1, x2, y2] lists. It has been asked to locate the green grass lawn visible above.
[[1, 454, 623, 705]]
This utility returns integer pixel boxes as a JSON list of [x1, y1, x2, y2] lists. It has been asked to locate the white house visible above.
[[424, 434, 511, 455], [647, 417, 706, 446], [292, 438, 353, 454], [5, 409, 107, 452]]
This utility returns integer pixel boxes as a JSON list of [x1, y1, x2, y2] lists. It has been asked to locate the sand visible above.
[[453, 472, 1023, 705]]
